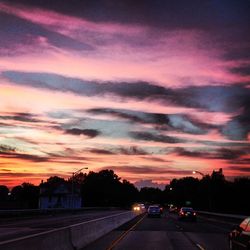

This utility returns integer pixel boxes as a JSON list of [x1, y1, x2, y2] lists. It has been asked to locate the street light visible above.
[[192, 170, 205, 177], [71, 167, 88, 208], [192, 170, 212, 211], [72, 167, 88, 178]]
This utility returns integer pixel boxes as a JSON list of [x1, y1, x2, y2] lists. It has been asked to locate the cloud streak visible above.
[[65, 128, 100, 138]]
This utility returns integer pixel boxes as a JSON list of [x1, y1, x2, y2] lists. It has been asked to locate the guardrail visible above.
[[0, 210, 142, 250]]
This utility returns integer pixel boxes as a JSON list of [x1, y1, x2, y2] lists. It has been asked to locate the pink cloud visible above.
[[1, 2, 247, 86]]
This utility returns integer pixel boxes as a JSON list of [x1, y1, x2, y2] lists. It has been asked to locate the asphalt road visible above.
[[0, 210, 125, 243], [84, 212, 232, 250]]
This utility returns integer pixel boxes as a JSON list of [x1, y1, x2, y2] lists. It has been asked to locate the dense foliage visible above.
[[1, 169, 249, 215], [165, 169, 250, 215]]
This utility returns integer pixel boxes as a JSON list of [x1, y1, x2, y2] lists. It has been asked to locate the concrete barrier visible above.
[[0, 211, 139, 250], [70, 211, 137, 249]]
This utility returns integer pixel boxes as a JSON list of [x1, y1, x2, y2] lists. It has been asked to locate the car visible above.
[[229, 217, 250, 250], [178, 207, 197, 221], [169, 205, 178, 213], [133, 204, 141, 212], [147, 205, 161, 218], [132, 203, 146, 213], [138, 203, 146, 211]]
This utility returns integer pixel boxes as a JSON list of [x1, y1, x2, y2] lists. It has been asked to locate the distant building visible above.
[[39, 180, 81, 209]]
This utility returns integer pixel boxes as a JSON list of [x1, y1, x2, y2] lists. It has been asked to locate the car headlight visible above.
[[133, 206, 140, 211]]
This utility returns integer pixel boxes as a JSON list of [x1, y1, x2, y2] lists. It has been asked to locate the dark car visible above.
[[178, 207, 197, 221], [229, 217, 250, 250], [147, 205, 161, 218]]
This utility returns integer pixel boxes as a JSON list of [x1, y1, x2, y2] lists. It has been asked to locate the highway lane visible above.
[[84, 212, 232, 250], [0, 210, 125, 243]]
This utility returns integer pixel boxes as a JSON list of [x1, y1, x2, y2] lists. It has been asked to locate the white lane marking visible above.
[[106, 213, 147, 250], [196, 243, 206, 250]]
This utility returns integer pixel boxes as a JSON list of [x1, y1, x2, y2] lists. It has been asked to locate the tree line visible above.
[[0, 169, 249, 215]]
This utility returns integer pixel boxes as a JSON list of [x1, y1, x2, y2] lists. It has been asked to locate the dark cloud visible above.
[[87, 108, 212, 135], [130, 131, 183, 144], [0, 151, 49, 162], [4, 71, 249, 113], [0, 112, 40, 123], [88, 149, 114, 155], [228, 166, 250, 173], [221, 103, 250, 141], [173, 85, 250, 114], [3, 71, 250, 111], [1, 71, 171, 99], [0, 149, 91, 164], [88, 108, 151, 124], [0, 144, 16, 153], [231, 66, 250, 76], [117, 146, 148, 155], [175, 147, 248, 160], [141, 156, 169, 163], [196, 140, 250, 148], [87, 146, 150, 155], [174, 148, 205, 158], [216, 148, 245, 160], [0, 168, 11, 172], [2, 71, 250, 140], [65, 128, 100, 138], [4, 0, 250, 31], [0, 122, 14, 127], [223, 47, 250, 61]]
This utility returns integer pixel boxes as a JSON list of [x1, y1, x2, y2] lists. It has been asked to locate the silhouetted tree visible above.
[[120, 180, 139, 207], [3, 168, 249, 213], [11, 183, 39, 209], [139, 187, 163, 204], [45, 176, 66, 186], [167, 177, 200, 208], [231, 177, 250, 214], [81, 170, 121, 206], [0, 185, 9, 203], [81, 169, 139, 207], [69, 172, 87, 185], [11, 185, 23, 201]]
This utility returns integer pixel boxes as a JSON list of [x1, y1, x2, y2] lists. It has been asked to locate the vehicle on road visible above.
[[133, 203, 146, 212], [229, 217, 250, 250], [178, 207, 197, 221], [169, 204, 178, 213], [133, 204, 141, 212], [147, 205, 161, 218]]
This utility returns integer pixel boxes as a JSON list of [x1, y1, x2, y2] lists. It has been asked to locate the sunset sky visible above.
[[0, 0, 249, 189]]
